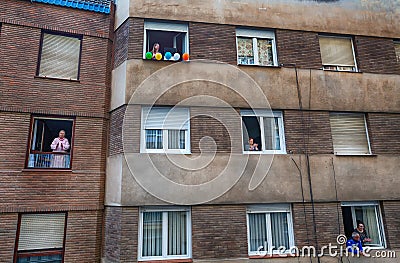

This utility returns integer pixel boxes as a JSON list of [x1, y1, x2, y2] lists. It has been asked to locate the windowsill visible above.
[[138, 258, 192, 262], [23, 168, 72, 172], [243, 151, 286, 155], [238, 64, 281, 68], [321, 68, 362, 74], [249, 253, 296, 259], [142, 58, 183, 63], [34, 75, 80, 83], [334, 153, 377, 157], [141, 150, 192, 155]]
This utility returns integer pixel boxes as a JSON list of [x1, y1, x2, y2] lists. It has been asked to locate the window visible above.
[[141, 107, 190, 153], [236, 28, 278, 66], [15, 213, 66, 263], [138, 208, 191, 261], [27, 117, 74, 169], [241, 110, 285, 154], [394, 41, 400, 63], [38, 32, 82, 80], [143, 21, 189, 60], [329, 113, 371, 155], [342, 202, 386, 248], [319, 36, 357, 72], [247, 204, 294, 256]]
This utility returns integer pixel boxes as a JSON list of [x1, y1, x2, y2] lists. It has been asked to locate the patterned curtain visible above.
[[237, 37, 254, 64], [258, 39, 274, 66]]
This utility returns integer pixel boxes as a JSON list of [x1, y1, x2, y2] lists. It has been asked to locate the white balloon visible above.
[[173, 53, 180, 61]]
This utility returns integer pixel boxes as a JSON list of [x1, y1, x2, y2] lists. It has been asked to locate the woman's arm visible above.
[[50, 138, 58, 150]]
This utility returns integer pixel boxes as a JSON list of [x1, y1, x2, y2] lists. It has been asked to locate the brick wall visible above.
[[109, 106, 126, 156], [0, 213, 18, 263], [192, 205, 248, 259], [114, 17, 144, 66], [293, 202, 344, 249], [284, 110, 333, 154], [276, 30, 322, 69], [64, 210, 103, 263], [355, 36, 400, 75], [367, 113, 400, 154], [114, 19, 129, 68], [382, 201, 400, 249], [103, 206, 138, 263], [189, 22, 237, 64]]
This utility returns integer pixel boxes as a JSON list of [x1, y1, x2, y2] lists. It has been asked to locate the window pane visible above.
[[248, 213, 267, 252], [242, 116, 261, 151], [142, 212, 163, 257], [395, 42, 400, 63], [270, 212, 289, 249], [146, 129, 163, 149], [257, 39, 274, 66], [354, 206, 381, 246], [237, 37, 254, 65], [168, 211, 187, 255], [168, 130, 186, 149], [263, 117, 281, 150], [17, 253, 62, 263], [319, 37, 355, 66]]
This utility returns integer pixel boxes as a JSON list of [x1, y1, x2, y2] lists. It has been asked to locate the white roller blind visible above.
[[18, 213, 66, 251], [144, 21, 188, 32], [330, 113, 370, 155], [319, 36, 355, 66], [236, 28, 275, 39], [39, 33, 81, 80], [143, 107, 189, 130]]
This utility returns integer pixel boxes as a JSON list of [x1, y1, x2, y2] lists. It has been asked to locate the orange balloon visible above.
[[182, 53, 189, 61]]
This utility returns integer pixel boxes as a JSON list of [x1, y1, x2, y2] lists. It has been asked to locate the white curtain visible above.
[[263, 117, 280, 150], [270, 212, 289, 249], [319, 37, 355, 66], [248, 213, 267, 252], [168, 211, 187, 255], [355, 206, 381, 246], [142, 212, 163, 257], [168, 130, 185, 149]]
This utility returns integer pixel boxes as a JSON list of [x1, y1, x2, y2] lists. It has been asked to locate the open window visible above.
[[247, 204, 295, 256], [15, 213, 67, 263], [341, 202, 386, 248], [138, 207, 191, 261], [143, 21, 189, 60], [394, 41, 400, 63], [236, 28, 278, 66], [27, 117, 74, 169], [241, 110, 285, 154], [319, 35, 357, 72]]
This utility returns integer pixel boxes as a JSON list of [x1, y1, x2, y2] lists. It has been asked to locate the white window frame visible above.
[[241, 110, 286, 154], [138, 207, 192, 261], [319, 35, 358, 72], [341, 201, 386, 249], [394, 40, 400, 63], [236, 28, 278, 66], [140, 107, 191, 154], [330, 112, 371, 156], [143, 21, 189, 59], [246, 204, 295, 256]]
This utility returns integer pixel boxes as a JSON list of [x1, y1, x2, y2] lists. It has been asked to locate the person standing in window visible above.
[[50, 130, 70, 168], [354, 221, 372, 245], [346, 232, 363, 255], [151, 43, 160, 59], [246, 137, 259, 151]]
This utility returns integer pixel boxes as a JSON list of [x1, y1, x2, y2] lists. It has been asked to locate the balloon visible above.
[[145, 52, 152, 60], [182, 53, 190, 61], [155, 53, 162, 61], [165, 52, 172, 60], [173, 53, 180, 61]]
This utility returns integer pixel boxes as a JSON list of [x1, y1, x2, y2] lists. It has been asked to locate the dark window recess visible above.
[[28, 118, 73, 169], [242, 116, 262, 151], [146, 30, 186, 57]]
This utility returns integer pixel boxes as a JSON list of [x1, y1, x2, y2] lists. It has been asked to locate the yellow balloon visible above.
[[155, 53, 162, 61]]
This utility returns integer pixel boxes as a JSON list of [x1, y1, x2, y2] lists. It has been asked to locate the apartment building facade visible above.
[[105, 0, 400, 262], [0, 0, 113, 262]]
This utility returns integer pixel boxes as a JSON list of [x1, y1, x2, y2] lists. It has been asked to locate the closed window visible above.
[[27, 117, 74, 169], [38, 32, 82, 80], [241, 110, 286, 154], [141, 107, 190, 153], [319, 36, 357, 72], [138, 208, 191, 261], [394, 41, 400, 63], [329, 113, 371, 155], [15, 213, 66, 263], [143, 21, 189, 61], [236, 28, 278, 66], [342, 202, 386, 248], [247, 204, 295, 255]]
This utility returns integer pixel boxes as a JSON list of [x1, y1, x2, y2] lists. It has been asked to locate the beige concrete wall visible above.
[[116, 0, 399, 38], [105, 153, 400, 206], [111, 59, 400, 113]]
